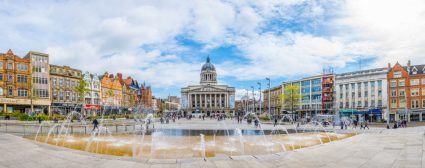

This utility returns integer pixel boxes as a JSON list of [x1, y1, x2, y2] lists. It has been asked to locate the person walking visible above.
[[274, 117, 278, 127], [92, 118, 99, 131], [364, 120, 369, 129]]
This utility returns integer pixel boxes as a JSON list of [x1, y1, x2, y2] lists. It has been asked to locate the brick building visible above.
[[388, 61, 425, 121]]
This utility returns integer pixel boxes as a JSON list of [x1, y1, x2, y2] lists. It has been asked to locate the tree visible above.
[[75, 79, 90, 114], [281, 84, 301, 120]]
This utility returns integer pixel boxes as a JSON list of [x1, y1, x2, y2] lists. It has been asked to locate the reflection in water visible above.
[[29, 132, 353, 159]]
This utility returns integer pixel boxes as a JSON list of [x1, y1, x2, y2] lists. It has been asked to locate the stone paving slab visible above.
[[1, 126, 425, 168]]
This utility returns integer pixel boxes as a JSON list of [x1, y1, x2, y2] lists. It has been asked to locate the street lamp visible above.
[[266, 78, 271, 117], [251, 86, 256, 114], [257, 82, 262, 115]]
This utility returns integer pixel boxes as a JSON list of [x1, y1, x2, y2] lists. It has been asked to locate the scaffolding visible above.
[[322, 67, 334, 114]]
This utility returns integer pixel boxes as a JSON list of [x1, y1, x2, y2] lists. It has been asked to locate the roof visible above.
[[201, 55, 216, 71]]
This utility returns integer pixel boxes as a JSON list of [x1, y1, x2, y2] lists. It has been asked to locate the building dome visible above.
[[201, 56, 215, 71]]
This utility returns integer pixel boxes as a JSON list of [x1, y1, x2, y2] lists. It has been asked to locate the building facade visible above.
[[50, 65, 82, 115], [181, 56, 235, 116], [25, 51, 52, 114], [0, 50, 32, 113], [101, 73, 122, 113], [262, 85, 283, 115], [82, 72, 101, 116], [335, 68, 388, 122], [140, 83, 152, 108], [388, 61, 425, 122]]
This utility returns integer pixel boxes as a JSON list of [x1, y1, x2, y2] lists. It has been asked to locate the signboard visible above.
[[229, 95, 235, 108]]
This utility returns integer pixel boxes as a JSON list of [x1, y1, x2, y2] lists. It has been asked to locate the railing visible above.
[[0, 121, 147, 137]]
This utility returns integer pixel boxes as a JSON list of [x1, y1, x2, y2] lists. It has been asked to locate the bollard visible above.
[[116, 125, 118, 133], [85, 126, 87, 134], [71, 126, 73, 134], [23, 125, 26, 136], [125, 125, 127, 131]]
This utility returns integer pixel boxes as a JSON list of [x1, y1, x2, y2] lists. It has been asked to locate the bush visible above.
[[259, 114, 271, 121]]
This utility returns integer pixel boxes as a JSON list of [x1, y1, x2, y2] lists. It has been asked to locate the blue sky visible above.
[[1, 0, 425, 99]]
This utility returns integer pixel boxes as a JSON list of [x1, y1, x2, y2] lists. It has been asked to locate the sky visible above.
[[1, 0, 425, 99]]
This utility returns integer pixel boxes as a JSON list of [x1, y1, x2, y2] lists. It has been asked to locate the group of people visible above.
[[338, 119, 370, 130], [392, 119, 408, 129]]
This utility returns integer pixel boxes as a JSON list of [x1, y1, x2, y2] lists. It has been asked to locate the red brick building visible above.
[[387, 61, 425, 121]]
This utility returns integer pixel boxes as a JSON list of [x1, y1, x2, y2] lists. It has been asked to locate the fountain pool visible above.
[[28, 131, 353, 159]]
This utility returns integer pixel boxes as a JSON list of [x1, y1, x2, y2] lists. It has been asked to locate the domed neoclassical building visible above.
[[181, 56, 235, 116]]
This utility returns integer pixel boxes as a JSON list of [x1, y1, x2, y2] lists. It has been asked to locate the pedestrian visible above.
[[364, 120, 369, 129], [160, 117, 164, 124], [254, 119, 259, 128], [274, 118, 278, 127], [340, 120, 344, 130], [92, 118, 99, 131], [202, 115, 205, 120], [38, 116, 42, 124]]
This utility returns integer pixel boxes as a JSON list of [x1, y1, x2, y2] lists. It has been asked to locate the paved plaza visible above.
[[0, 121, 424, 168]]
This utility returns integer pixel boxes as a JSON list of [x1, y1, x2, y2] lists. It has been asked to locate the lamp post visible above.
[[266, 78, 271, 117], [258, 82, 262, 114], [251, 86, 256, 114], [245, 89, 249, 114]]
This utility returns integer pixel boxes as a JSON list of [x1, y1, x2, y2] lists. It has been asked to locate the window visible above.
[[364, 101, 368, 107], [411, 88, 419, 96], [394, 71, 402, 78], [422, 79, 425, 85], [17, 88, 28, 97], [364, 91, 368, 97], [378, 100, 382, 107], [390, 80, 397, 87], [412, 99, 419, 109], [411, 79, 420, 86], [65, 80, 69, 87], [17, 64, 28, 71], [17, 75, 28, 83], [0, 62, 3, 68], [399, 80, 405, 87], [33, 89, 49, 98], [378, 80, 382, 87], [400, 98, 406, 108], [351, 83, 355, 89], [53, 91, 58, 100], [378, 90, 382, 97], [66, 91, 70, 101], [370, 81, 375, 88], [364, 82, 368, 88], [391, 89, 397, 97], [357, 83, 361, 89], [7, 62, 13, 70], [72, 92, 76, 101], [0, 74, 3, 81], [85, 98, 91, 104], [422, 88, 425, 96], [53, 78, 57, 86], [399, 89, 405, 96], [391, 99, 397, 108], [0, 88, 3, 96], [59, 79, 63, 86], [8, 86, 13, 96], [59, 92, 63, 100], [7, 73, 13, 82], [71, 81, 75, 87]]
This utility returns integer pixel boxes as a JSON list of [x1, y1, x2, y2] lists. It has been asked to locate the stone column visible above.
[[214, 94, 217, 108], [219, 94, 222, 108], [204, 94, 207, 108], [3, 103, 6, 113]]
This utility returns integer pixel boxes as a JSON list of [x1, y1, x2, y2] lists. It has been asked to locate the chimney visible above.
[[407, 60, 411, 73], [387, 63, 391, 72], [109, 74, 114, 78]]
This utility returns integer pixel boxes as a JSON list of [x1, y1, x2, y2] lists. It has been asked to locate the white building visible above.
[[335, 68, 388, 122], [82, 72, 102, 116], [181, 56, 235, 116]]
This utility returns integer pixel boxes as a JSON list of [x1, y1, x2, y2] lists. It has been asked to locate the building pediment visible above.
[[183, 85, 232, 92]]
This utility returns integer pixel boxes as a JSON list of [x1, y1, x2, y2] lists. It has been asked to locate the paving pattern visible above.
[[0, 125, 424, 168]]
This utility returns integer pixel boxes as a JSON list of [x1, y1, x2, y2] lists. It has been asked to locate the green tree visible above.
[[75, 79, 90, 114], [281, 84, 301, 117]]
